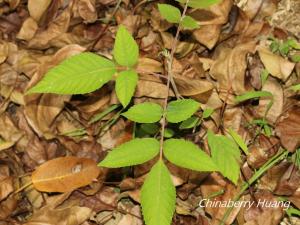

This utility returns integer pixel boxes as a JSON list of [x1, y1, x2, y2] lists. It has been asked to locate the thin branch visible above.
[[159, 0, 190, 160]]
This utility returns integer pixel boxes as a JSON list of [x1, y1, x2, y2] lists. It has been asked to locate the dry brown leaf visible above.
[[256, 78, 283, 124], [242, 191, 284, 225], [0, 165, 14, 201], [200, 173, 241, 225], [136, 57, 163, 74], [135, 74, 174, 99], [28, 0, 52, 22], [0, 42, 9, 63], [289, 188, 300, 209], [275, 106, 300, 152], [31, 156, 102, 192], [0, 113, 23, 144], [193, 24, 221, 49], [210, 40, 256, 102], [0, 195, 18, 220], [28, 7, 71, 49], [258, 47, 295, 81], [174, 75, 214, 103], [189, 0, 233, 25], [247, 135, 279, 169], [274, 163, 300, 195], [77, 0, 97, 23], [25, 193, 92, 225], [16, 17, 38, 41]]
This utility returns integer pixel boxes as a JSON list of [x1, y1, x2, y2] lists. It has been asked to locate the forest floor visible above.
[[0, 0, 300, 225]]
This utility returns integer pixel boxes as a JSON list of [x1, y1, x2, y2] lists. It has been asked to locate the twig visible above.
[[159, 0, 190, 159]]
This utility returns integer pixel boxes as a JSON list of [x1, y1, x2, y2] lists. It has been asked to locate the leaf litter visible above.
[[0, 0, 300, 225]]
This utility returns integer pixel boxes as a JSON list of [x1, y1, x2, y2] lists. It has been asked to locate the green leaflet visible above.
[[140, 123, 160, 135], [164, 128, 175, 138], [27, 53, 116, 94], [286, 207, 300, 217], [290, 84, 300, 91], [202, 108, 214, 119], [113, 25, 139, 67], [98, 138, 159, 167], [166, 99, 200, 123], [176, 0, 221, 8], [163, 139, 218, 171], [235, 91, 273, 103], [158, 4, 181, 23], [141, 160, 176, 225], [207, 130, 241, 184], [260, 69, 269, 86], [179, 116, 200, 129], [115, 70, 138, 107], [122, 102, 163, 123], [228, 128, 249, 155], [181, 16, 199, 29], [291, 54, 300, 63]]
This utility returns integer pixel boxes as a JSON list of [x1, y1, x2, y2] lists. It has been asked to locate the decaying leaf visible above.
[[24, 193, 92, 225], [31, 156, 102, 192], [258, 47, 295, 81], [247, 135, 279, 169], [210, 40, 256, 102], [28, 0, 52, 22], [276, 107, 300, 152], [16, 17, 38, 41], [0, 0, 300, 224]]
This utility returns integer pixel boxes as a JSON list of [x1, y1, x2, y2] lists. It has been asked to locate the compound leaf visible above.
[[166, 99, 200, 123], [122, 102, 163, 123], [98, 138, 159, 168], [141, 160, 176, 225], [163, 139, 218, 171], [207, 130, 241, 184], [182, 16, 199, 29], [115, 70, 138, 107], [158, 4, 181, 23], [27, 52, 116, 94], [114, 25, 139, 67]]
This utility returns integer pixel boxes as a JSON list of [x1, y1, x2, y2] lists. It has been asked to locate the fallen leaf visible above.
[[258, 47, 295, 81], [247, 135, 279, 169], [16, 17, 38, 41], [77, 0, 97, 23], [256, 78, 283, 124], [210, 41, 257, 102], [0, 165, 14, 201], [200, 173, 241, 225], [24, 193, 92, 225], [31, 156, 102, 192], [193, 24, 221, 49], [275, 106, 300, 152], [28, 0, 52, 22]]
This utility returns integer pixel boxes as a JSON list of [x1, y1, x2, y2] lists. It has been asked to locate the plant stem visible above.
[[159, 0, 190, 160], [219, 149, 289, 225]]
